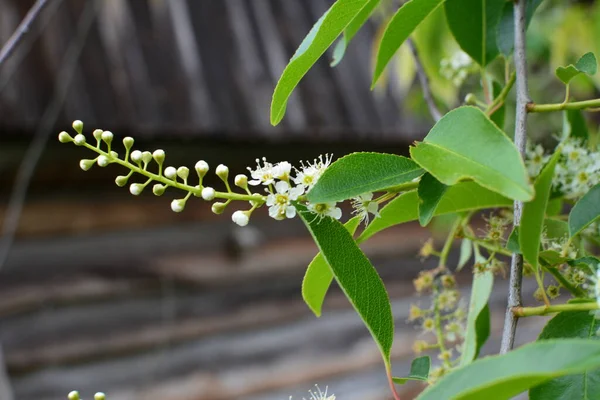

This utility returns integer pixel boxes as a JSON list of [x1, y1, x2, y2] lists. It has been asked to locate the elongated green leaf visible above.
[[531, 312, 600, 399], [520, 152, 559, 270], [410, 107, 533, 201], [506, 228, 521, 254], [271, 0, 371, 126], [331, 0, 380, 67], [360, 181, 511, 242], [302, 216, 362, 317], [418, 173, 448, 226], [307, 152, 424, 203], [457, 238, 473, 271], [563, 109, 589, 141], [545, 218, 570, 241], [496, 0, 543, 57], [372, 0, 445, 86], [417, 340, 600, 400], [295, 204, 394, 363], [555, 52, 598, 85], [461, 269, 493, 365], [393, 356, 430, 384], [445, 0, 505, 66], [569, 184, 600, 238]]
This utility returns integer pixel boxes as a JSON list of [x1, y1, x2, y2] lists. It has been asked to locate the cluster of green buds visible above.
[[68, 391, 105, 400]]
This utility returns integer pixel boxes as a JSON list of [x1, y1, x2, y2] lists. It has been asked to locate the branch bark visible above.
[[500, 0, 531, 355], [0, 0, 51, 68], [407, 38, 442, 122]]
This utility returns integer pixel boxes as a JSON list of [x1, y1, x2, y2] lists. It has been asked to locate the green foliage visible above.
[[460, 268, 493, 365], [569, 184, 600, 238], [372, 0, 445, 86], [520, 151, 560, 270], [270, 0, 371, 126], [563, 109, 589, 141], [531, 312, 600, 399], [457, 239, 473, 270], [393, 356, 431, 384], [496, 0, 544, 57], [295, 203, 395, 364], [444, 0, 504, 66], [417, 173, 448, 226], [555, 52, 598, 85], [307, 152, 423, 203], [417, 340, 600, 400], [331, 0, 380, 67], [410, 107, 533, 201], [301, 216, 361, 317]]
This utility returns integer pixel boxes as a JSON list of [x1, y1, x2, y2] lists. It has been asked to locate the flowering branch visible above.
[[513, 302, 598, 317], [486, 71, 516, 116], [527, 97, 600, 113]]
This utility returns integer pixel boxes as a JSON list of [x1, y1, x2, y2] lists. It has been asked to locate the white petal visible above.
[[285, 206, 296, 219], [275, 180, 290, 194], [329, 207, 342, 220]]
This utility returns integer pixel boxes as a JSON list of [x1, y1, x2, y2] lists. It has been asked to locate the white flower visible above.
[[247, 157, 275, 186], [272, 161, 292, 180], [525, 143, 549, 177], [351, 192, 380, 224], [232, 210, 250, 226], [266, 181, 304, 220], [307, 202, 342, 220], [289, 385, 335, 400], [293, 154, 332, 189], [201, 187, 216, 201]]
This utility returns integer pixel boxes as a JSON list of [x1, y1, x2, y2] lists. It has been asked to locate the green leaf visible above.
[[331, 0, 380, 67], [307, 152, 424, 203], [295, 203, 394, 363], [520, 151, 560, 270], [568, 256, 599, 275], [359, 181, 512, 242], [393, 356, 431, 384], [555, 52, 598, 85], [506, 228, 521, 254], [417, 339, 600, 400], [302, 216, 362, 317], [271, 0, 373, 126], [569, 184, 600, 238], [417, 173, 448, 227], [457, 238, 473, 271], [545, 218, 570, 242], [371, 0, 445, 86], [496, 0, 543, 57], [539, 250, 568, 267], [531, 312, 600, 400], [444, 0, 505, 66], [563, 109, 589, 141], [546, 197, 564, 217], [461, 269, 493, 366], [410, 107, 533, 201]]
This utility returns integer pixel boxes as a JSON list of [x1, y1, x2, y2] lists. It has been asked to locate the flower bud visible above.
[[129, 183, 144, 196], [211, 202, 226, 214], [110, 151, 118, 158], [94, 393, 106, 400], [195, 160, 209, 177], [97, 155, 110, 167], [115, 175, 129, 187], [464, 93, 477, 105], [101, 131, 113, 144], [68, 391, 80, 400], [177, 166, 190, 180], [153, 183, 166, 196], [123, 136, 134, 150], [216, 164, 229, 181], [79, 159, 95, 171], [93, 129, 103, 141], [74, 134, 86, 146], [164, 166, 177, 180], [141, 151, 153, 164], [171, 198, 186, 213], [72, 120, 83, 134], [153, 149, 165, 164], [232, 210, 250, 227], [58, 131, 73, 143], [130, 150, 142, 163], [201, 187, 215, 201], [234, 174, 248, 189]]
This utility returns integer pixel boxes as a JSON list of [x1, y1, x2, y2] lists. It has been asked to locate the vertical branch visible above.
[[407, 38, 442, 122], [500, 0, 530, 354]]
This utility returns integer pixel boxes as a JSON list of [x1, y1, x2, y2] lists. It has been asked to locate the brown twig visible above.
[[407, 38, 442, 122]]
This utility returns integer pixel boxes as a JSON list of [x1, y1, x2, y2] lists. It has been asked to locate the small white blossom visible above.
[[525, 143, 549, 177], [247, 157, 275, 186], [273, 161, 292, 180], [232, 210, 250, 226], [293, 154, 332, 189], [289, 385, 335, 400], [201, 187, 216, 201], [307, 202, 342, 220], [351, 192, 380, 224], [266, 181, 304, 220]]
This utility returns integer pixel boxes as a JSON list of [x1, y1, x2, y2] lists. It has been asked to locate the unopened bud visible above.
[[153, 149, 165, 164], [211, 202, 226, 214], [123, 136, 134, 150], [141, 151, 152, 164], [232, 210, 250, 227], [216, 164, 229, 181], [101, 131, 113, 144], [130, 150, 142, 163], [97, 155, 110, 167], [234, 174, 248, 189], [171, 198, 186, 213], [164, 166, 177, 180], [93, 129, 104, 141], [58, 131, 73, 143], [68, 391, 80, 400], [153, 184, 166, 196], [72, 120, 83, 134], [201, 187, 215, 201], [74, 134, 86, 146], [94, 393, 106, 400], [195, 160, 209, 177], [115, 175, 129, 187], [177, 166, 190, 180], [129, 183, 144, 196], [79, 159, 95, 171], [464, 93, 477, 105]]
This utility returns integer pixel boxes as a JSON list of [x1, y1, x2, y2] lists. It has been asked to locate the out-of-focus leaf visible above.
[[331, 0, 381, 66], [394, 356, 431, 384], [417, 173, 448, 226], [555, 52, 598, 85], [569, 184, 600, 238]]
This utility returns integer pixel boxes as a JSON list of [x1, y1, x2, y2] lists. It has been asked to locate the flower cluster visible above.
[[440, 50, 477, 87], [289, 385, 335, 400]]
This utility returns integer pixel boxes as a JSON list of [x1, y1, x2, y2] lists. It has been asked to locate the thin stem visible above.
[[563, 84, 570, 104], [461, 233, 512, 257], [407, 38, 442, 122], [385, 362, 402, 400], [486, 71, 516, 115], [528, 97, 600, 113], [383, 180, 420, 193], [438, 217, 462, 269], [514, 302, 598, 317], [433, 286, 452, 369], [500, 0, 530, 355]]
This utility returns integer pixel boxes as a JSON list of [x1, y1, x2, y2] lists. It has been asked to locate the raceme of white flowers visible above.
[[289, 385, 335, 400], [58, 121, 382, 227]]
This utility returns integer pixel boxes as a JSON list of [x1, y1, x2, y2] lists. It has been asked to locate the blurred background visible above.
[[0, 0, 598, 399]]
